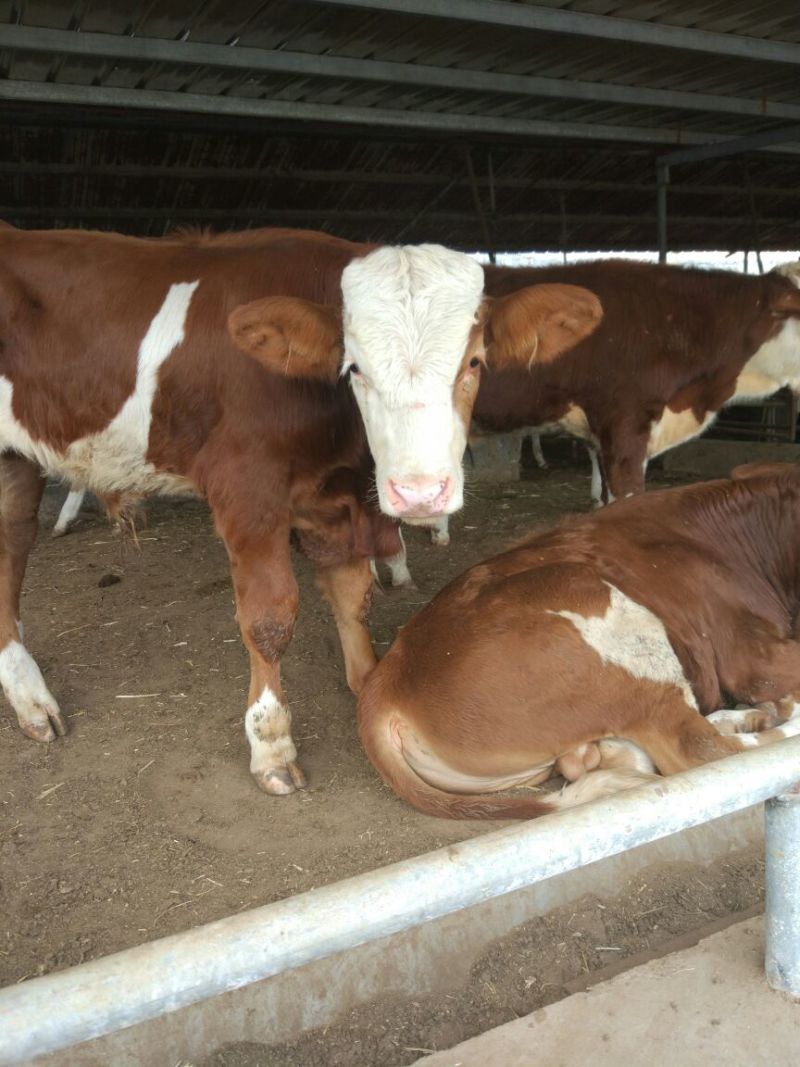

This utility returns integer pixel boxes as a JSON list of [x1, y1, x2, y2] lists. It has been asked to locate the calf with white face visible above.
[[229, 244, 602, 519]]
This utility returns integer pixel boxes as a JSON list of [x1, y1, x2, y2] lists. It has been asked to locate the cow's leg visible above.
[[706, 705, 783, 734], [600, 432, 649, 503], [587, 445, 603, 506], [52, 488, 86, 537], [626, 696, 800, 775], [429, 516, 450, 547], [316, 556, 377, 693], [384, 527, 415, 589], [0, 454, 65, 741], [220, 522, 305, 795], [531, 433, 548, 470]]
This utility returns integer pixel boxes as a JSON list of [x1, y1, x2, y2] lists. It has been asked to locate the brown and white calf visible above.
[[358, 463, 800, 818], [0, 224, 600, 793], [429, 259, 800, 549]]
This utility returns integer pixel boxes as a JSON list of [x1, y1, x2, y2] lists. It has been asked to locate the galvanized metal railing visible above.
[[1, 736, 799, 1065]]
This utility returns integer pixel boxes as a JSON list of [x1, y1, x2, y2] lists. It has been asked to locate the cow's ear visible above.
[[485, 284, 602, 372], [228, 296, 343, 382]]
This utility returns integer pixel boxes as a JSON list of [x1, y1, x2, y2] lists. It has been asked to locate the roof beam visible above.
[[5, 206, 800, 228], [5, 161, 800, 201], [660, 124, 800, 166], [313, 0, 800, 67], [2, 24, 800, 125], [3, 78, 800, 156]]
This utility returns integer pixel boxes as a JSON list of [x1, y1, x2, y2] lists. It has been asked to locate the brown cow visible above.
[[358, 464, 800, 818], [427, 258, 800, 547], [0, 224, 601, 794]]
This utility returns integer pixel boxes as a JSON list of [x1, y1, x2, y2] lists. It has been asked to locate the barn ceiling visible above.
[[1, 0, 799, 251]]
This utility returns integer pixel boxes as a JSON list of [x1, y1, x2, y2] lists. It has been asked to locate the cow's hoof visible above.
[[20, 704, 67, 743], [51, 525, 70, 538], [389, 578, 419, 594], [253, 762, 307, 795]]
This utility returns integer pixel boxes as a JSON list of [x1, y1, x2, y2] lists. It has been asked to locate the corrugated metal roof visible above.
[[0, 0, 798, 250]]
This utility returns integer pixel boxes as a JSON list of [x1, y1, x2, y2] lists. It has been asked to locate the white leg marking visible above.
[[386, 529, 414, 588], [597, 738, 656, 774], [588, 446, 603, 505], [531, 433, 548, 469], [723, 705, 800, 748], [707, 708, 763, 734], [53, 489, 86, 536], [429, 515, 450, 547], [244, 686, 298, 794], [0, 640, 64, 741], [549, 583, 697, 709]]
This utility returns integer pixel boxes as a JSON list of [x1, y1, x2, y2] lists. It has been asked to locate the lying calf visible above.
[[358, 463, 800, 818]]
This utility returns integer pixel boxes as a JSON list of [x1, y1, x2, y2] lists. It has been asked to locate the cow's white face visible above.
[[228, 251, 603, 524], [341, 245, 485, 521], [736, 263, 800, 399]]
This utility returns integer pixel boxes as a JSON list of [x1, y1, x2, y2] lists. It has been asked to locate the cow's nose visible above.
[[387, 476, 452, 516]]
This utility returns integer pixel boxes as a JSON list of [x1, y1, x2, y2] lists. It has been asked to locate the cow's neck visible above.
[[734, 316, 800, 401]]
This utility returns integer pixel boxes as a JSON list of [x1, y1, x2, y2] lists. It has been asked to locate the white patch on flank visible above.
[[0, 639, 60, 733], [0, 281, 200, 496], [647, 406, 718, 459], [244, 685, 297, 774], [53, 489, 86, 534], [549, 583, 697, 709], [341, 245, 485, 518]]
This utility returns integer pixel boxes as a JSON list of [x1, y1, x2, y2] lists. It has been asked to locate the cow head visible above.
[[745, 263, 800, 393], [228, 245, 601, 520]]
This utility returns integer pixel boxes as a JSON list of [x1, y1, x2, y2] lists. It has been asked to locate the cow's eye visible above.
[[349, 363, 361, 376], [469, 357, 481, 368]]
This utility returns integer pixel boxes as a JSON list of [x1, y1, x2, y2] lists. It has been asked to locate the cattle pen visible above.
[[2, 2, 800, 1064], [1, 737, 799, 1065]]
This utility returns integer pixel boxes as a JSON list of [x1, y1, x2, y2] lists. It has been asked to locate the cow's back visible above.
[[0, 226, 366, 496], [477, 260, 787, 433]]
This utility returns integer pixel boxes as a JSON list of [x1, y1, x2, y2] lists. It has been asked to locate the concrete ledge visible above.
[[417, 916, 800, 1067], [27, 805, 763, 1067], [464, 431, 526, 482], [662, 439, 800, 479]]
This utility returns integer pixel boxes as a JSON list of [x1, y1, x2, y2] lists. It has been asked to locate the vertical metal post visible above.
[[657, 163, 669, 264], [559, 190, 568, 264], [465, 145, 495, 263], [765, 785, 800, 1000]]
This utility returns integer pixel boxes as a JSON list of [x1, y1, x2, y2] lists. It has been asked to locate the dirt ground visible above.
[[1, 446, 761, 1067], [2, 442, 606, 986]]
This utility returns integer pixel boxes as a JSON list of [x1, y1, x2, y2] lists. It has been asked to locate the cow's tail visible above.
[[358, 696, 652, 821]]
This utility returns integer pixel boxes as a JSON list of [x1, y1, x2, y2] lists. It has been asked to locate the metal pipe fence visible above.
[[2, 737, 799, 1065]]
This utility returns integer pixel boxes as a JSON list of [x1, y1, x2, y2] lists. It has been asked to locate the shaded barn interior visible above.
[[0, 0, 798, 255]]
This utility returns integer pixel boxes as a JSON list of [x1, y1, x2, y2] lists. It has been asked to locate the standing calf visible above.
[[359, 464, 800, 818], [0, 224, 600, 794]]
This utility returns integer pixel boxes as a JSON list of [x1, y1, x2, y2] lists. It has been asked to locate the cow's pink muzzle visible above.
[[386, 475, 453, 517]]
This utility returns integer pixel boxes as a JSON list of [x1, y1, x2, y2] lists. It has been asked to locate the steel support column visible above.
[[657, 163, 669, 264], [765, 785, 800, 1000]]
